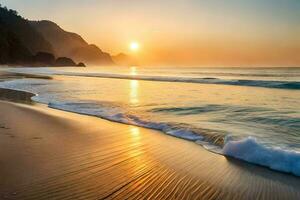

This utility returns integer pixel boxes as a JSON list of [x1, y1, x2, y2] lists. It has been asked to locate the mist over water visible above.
[[1, 66, 300, 175]]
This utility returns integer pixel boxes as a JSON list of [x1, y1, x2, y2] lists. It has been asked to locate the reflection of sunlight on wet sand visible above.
[[129, 67, 139, 105], [127, 125, 146, 184], [128, 126, 143, 164], [130, 126, 141, 139]]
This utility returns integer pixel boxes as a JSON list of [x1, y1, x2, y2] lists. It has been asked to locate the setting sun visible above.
[[130, 42, 139, 51]]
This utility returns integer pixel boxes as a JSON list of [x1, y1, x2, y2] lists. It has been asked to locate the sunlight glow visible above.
[[130, 42, 139, 51], [130, 66, 137, 75], [130, 80, 139, 105], [129, 66, 139, 105], [130, 126, 140, 137], [128, 126, 142, 159]]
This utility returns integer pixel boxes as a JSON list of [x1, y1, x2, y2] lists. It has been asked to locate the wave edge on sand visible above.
[[47, 101, 300, 177], [223, 136, 300, 176], [0, 85, 299, 178]]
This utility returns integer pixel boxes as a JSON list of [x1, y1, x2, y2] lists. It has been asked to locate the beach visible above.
[[1, 0, 300, 199], [1, 99, 300, 200]]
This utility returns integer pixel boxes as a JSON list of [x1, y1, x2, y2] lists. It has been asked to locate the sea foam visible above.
[[223, 137, 300, 176]]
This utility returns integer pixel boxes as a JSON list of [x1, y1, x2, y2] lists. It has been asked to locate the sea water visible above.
[[1, 66, 300, 175]]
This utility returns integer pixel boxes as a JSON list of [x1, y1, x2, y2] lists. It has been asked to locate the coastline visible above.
[[0, 100, 300, 199]]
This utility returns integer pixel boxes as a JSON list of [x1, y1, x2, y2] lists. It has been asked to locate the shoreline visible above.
[[1, 85, 300, 178], [0, 100, 300, 199], [0, 71, 300, 177]]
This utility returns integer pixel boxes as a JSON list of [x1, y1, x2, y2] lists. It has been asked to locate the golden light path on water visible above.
[[129, 67, 139, 105]]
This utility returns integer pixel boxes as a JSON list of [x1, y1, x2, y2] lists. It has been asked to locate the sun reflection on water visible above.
[[129, 67, 139, 105], [130, 66, 137, 76]]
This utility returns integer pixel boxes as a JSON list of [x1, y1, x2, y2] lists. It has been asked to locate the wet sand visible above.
[[0, 88, 35, 104], [0, 100, 300, 200]]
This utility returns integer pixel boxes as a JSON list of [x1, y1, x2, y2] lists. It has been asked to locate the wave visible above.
[[5, 68, 300, 90], [49, 72, 300, 90], [1, 75, 300, 176], [184, 71, 300, 78], [151, 105, 227, 115], [47, 101, 207, 142], [223, 137, 300, 176], [46, 101, 300, 176]]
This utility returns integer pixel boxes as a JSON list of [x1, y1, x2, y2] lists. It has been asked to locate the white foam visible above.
[[47, 102, 205, 142], [223, 137, 300, 176]]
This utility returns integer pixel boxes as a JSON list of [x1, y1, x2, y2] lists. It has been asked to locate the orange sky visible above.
[[3, 0, 300, 67]]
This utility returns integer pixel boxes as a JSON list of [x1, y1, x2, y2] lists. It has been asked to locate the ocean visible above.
[[1, 66, 300, 175]]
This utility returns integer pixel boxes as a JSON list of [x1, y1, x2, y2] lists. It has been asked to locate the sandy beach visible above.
[[0, 98, 299, 200], [1, 0, 300, 199]]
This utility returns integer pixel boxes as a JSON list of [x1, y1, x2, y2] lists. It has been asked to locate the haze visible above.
[[3, 0, 300, 67]]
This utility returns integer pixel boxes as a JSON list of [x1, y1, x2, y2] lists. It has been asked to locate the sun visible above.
[[130, 42, 139, 51]]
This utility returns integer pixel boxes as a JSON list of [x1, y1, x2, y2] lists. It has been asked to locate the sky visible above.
[[2, 0, 300, 67]]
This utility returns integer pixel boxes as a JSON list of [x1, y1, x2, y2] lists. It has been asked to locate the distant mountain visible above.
[[112, 53, 138, 66], [0, 5, 54, 64], [0, 9, 53, 55], [55, 57, 77, 67], [0, 25, 32, 64], [30, 20, 114, 65], [0, 4, 113, 66]]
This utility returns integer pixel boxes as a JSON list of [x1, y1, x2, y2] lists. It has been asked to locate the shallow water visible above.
[[1, 66, 300, 175]]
